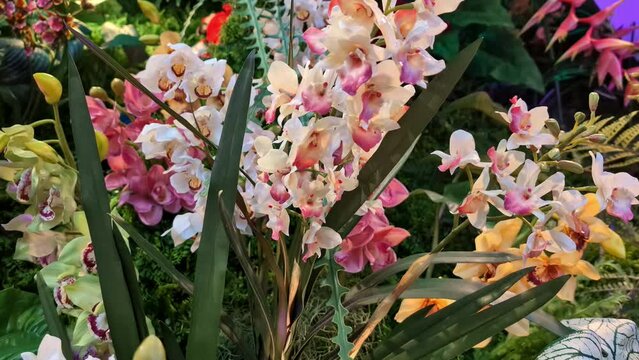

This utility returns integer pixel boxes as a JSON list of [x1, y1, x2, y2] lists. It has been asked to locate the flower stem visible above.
[[465, 166, 474, 187], [52, 104, 77, 169], [432, 219, 470, 253], [384, 3, 413, 15], [30, 119, 56, 128]]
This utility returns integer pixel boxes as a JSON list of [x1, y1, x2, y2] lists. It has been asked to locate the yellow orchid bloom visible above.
[[492, 245, 600, 302], [394, 298, 454, 323], [453, 218, 523, 282], [557, 193, 626, 258]]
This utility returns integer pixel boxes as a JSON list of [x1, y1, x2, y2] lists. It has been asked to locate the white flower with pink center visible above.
[[497, 96, 557, 150], [524, 226, 576, 259], [487, 139, 526, 177], [591, 152, 639, 222], [455, 167, 510, 229], [499, 160, 564, 219], [431, 129, 482, 174], [302, 220, 342, 260]]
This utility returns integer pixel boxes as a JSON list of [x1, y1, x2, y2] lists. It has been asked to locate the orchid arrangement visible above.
[[521, 0, 639, 105], [3, 0, 637, 360]]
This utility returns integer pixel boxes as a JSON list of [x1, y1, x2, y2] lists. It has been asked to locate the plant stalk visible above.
[[52, 104, 77, 169]]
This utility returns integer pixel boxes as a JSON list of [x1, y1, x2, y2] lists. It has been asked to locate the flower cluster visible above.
[[0, 124, 78, 264], [0, 0, 72, 52], [522, 0, 639, 105], [397, 94, 636, 334], [86, 81, 196, 226], [132, 0, 460, 270]]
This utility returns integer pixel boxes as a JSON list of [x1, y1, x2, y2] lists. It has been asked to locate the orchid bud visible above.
[[138, 0, 161, 24], [558, 160, 584, 174], [268, 125, 282, 136], [111, 78, 125, 98], [539, 162, 550, 172], [139, 34, 160, 45], [587, 133, 606, 143], [25, 140, 60, 163], [547, 148, 560, 160], [589, 92, 599, 113], [133, 335, 166, 360], [95, 130, 109, 161], [545, 119, 561, 137], [89, 86, 109, 101], [574, 112, 586, 124], [33, 73, 62, 105]]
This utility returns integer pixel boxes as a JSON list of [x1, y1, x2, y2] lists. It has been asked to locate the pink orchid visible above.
[[378, 178, 409, 208], [123, 80, 161, 117], [119, 164, 194, 226], [499, 160, 565, 219], [498, 97, 557, 150], [335, 208, 410, 273], [524, 226, 576, 259], [591, 152, 639, 222], [487, 140, 526, 177], [431, 130, 482, 174]]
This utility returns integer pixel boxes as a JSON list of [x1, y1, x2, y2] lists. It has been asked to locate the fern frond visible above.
[[322, 250, 354, 359], [570, 111, 639, 171], [235, 0, 271, 74]]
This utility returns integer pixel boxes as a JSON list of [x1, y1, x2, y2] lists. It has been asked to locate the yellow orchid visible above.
[[492, 245, 600, 302], [394, 298, 454, 323], [453, 218, 523, 282], [556, 193, 625, 258]]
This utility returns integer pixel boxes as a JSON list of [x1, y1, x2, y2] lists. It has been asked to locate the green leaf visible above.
[[36, 273, 74, 359], [323, 249, 354, 359], [104, 34, 143, 49], [441, 91, 507, 125], [112, 215, 194, 294], [425, 276, 569, 359], [470, 28, 544, 93], [442, 0, 514, 28], [325, 39, 482, 235], [217, 191, 275, 348], [0, 288, 48, 360], [67, 50, 143, 358], [186, 51, 255, 360], [372, 267, 533, 359], [354, 278, 483, 305]]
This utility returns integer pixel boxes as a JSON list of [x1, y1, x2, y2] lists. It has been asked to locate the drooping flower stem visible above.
[[384, 3, 413, 15], [52, 104, 77, 169], [29, 119, 55, 128]]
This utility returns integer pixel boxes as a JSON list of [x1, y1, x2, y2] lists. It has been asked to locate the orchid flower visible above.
[[21, 334, 65, 360], [454, 167, 510, 229], [302, 220, 342, 260], [487, 139, 526, 177], [591, 152, 639, 222], [497, 97, 557, 150], [431, 129, 482, 174], [499, 160, 565, 219]]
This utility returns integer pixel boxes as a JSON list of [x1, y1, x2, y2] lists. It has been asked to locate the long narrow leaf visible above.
[[112, 216, 194, 294], [66, 26, 212, 149], [372, 268, 533, 359], [36, 273, 73, 359], [186, 51, 255, 360], [421, 276, 569, 359], [325, 39, 482, 235], [217, 191, 276, 349], [112, 227, 149, 339], [67, 50, 142, 358]]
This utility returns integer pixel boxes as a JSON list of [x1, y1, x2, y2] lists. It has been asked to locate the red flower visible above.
[[206, 4, 232, 45]]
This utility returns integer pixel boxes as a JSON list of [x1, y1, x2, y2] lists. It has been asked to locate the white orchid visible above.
[[431, 129, 483, 174], [591, 151, 639, 222]]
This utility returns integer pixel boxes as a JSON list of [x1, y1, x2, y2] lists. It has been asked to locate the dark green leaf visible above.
[[323, 249, 354, 359], [325, 39, 482, 234], [68, 50, 142, 358], [442, 0, 514, 28], [104, 34, 143, 49], [112, 215, 194, 294], [36, 274, 73, 359], [0, 288, 48, 360], [470, 28, 544, 93], [186, 51, 255, 360], [441, 91, 507, 125]]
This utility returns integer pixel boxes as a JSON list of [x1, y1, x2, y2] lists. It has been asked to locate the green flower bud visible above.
[[545, 119, 561, 137], [547, 148, 561, 160], [574, 112, 586, 124], [33, 73, 63, 105], [95, 130, 109, 161], [558, 160, 584, 174], [89, 86, 109, 101], [111, 78, 125, 98], [587, 134, 606, 143], [24, 140, 60, 163], [138, 0, 161, 24], [139, 34, 160, 45], [133, 335, 166, 360], [589, 92, 599, 113]]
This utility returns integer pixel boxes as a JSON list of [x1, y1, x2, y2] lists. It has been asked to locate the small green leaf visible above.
[[323, 249, 354, 359]]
